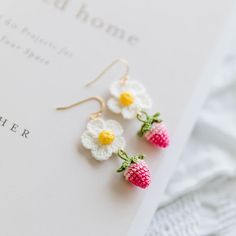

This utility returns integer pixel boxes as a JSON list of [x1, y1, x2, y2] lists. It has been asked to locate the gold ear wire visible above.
[[85, 58, 130, 87], [56, 96, 106, 120]]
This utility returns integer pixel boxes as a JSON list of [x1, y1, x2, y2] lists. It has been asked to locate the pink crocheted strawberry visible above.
[[137, 111, 170, 148], [117, 150, 151, 189]]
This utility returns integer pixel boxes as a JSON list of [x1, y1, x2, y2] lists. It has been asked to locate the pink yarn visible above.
[[124, 160, 151, 189], [145, 122, 170, 148]]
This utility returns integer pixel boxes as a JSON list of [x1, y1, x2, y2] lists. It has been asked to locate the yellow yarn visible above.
[[98, 130, 115, 145], [119, 91, 134, 106]]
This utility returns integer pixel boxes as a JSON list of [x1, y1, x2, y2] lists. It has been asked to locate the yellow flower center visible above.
[[119, 91, 135, 107], [98, 130, 115, 145]]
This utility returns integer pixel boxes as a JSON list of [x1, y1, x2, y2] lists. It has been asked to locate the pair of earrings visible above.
[[57, 59, 170, 189]]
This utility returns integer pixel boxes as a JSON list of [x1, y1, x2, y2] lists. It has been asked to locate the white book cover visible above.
[[0, 0, 234, 235]]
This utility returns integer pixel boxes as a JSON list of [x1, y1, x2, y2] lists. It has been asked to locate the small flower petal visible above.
[[110, 81, 123, 97], [122, 80, 145, 95], [110, 136, 126, 153], [81, 130, 97, 150], [87, 119, 105, 135], [91, 146, 113, 161], [105, 120, 123, 136], [136, 93, 152, 110], [107, 97, 122, 114], [121, 104, 139, 119]]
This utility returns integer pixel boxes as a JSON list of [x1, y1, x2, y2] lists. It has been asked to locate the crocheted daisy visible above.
[[107, 80, 152, 119], [81, 119, 125, 161]]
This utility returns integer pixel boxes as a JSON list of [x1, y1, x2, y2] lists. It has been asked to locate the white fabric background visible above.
[[146, 27, 236, 236]]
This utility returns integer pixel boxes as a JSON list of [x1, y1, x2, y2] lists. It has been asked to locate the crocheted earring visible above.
[[57, 96, 151, 188], [117, 149, 151, 189], [137, 111, 170, 148], [86, 59, 170, 149]]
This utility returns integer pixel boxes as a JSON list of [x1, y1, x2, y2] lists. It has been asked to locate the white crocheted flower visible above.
[[81, 119, 125, 161], [107, 80, 152, 119]]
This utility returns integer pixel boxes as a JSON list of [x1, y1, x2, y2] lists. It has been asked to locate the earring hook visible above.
[[85, 58, 130, 87], [56, 96, 106, 120]]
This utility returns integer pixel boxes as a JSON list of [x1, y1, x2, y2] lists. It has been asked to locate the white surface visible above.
[[147, 10, 236, 235], [0, 0, 234, 236]]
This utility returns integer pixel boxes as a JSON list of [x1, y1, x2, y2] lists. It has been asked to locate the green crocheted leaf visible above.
[[137, 111, 162, 136]]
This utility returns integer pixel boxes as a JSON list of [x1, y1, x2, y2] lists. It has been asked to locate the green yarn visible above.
[[137, 111, 162, 137], [116, 149, 144, 173]]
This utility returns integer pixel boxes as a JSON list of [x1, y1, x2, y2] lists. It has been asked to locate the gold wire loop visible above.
[[85, 58, 130, 87], [56, 96, 105, 120]]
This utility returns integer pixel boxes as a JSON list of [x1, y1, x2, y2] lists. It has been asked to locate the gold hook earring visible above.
[[85, 58, 153, 121], [57, 96, 127, 161], [56, 96, 106, 120], [85, 58, 130, 87]]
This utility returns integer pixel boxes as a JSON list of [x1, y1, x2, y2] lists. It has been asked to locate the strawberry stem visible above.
[[117, 149, 129, 161], [137, 111, 162, 136], [116, 150, 145, 172]]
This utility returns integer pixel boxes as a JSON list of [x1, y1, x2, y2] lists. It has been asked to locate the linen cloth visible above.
[[146, 38, 236, 235]]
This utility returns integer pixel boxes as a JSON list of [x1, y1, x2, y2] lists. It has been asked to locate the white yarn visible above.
[[81, 118, 125, 161], [146, 181, 236, 236]]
